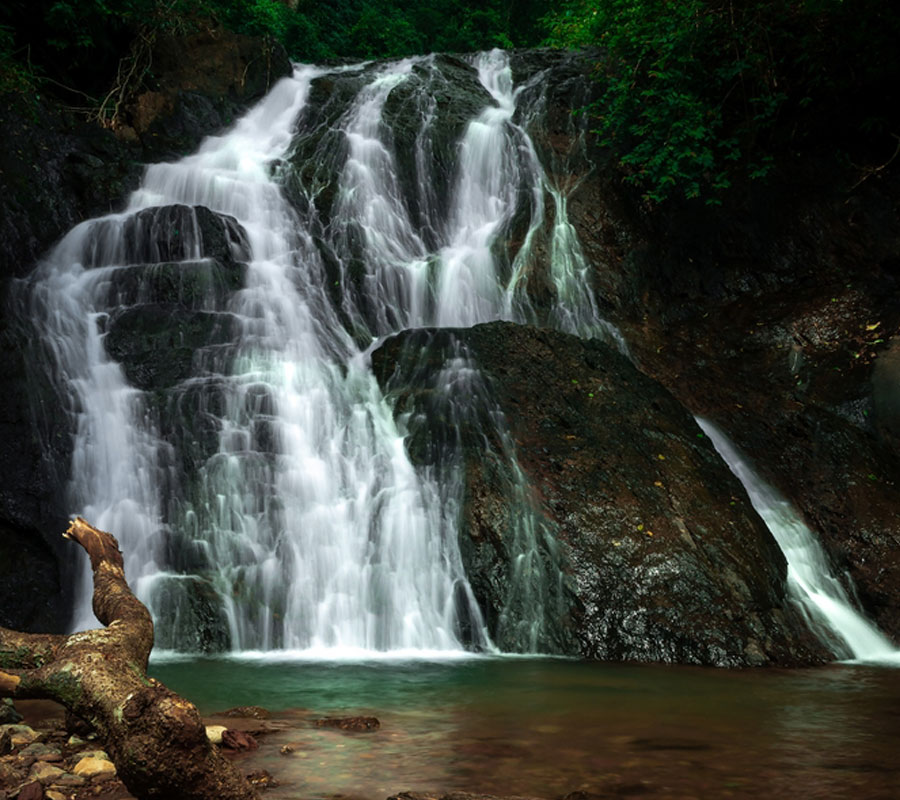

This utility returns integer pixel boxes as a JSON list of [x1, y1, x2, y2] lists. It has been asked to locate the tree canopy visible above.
[[2, 1, 898, 203], [543, 0, 900, 203]]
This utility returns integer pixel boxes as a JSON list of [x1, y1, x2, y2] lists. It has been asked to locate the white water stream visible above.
[[24, 51, 614, 655], [698, 419, 900, 665]]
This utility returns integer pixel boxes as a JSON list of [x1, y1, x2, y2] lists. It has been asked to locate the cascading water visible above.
[[697, 419, 900, 665], [382, 331, 577, 654], [21, 49, 618, 656]]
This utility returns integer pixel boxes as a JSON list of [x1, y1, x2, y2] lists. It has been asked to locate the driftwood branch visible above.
[[0, 517, 260, 800]]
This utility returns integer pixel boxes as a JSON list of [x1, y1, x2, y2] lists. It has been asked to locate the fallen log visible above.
[[0, 517, 260, 800]]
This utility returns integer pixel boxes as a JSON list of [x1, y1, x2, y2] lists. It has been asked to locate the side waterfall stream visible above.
[[698, 419, 900, 665]]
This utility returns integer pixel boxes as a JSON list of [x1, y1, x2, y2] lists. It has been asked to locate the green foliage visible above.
[[1, 0, 554, 100], [0, 23, 34, 94], [544, 0, 805, 202], [544, 0, 900, 204]]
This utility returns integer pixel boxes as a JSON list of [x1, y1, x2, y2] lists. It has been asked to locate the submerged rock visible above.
[[314, 716, 381, 732], [221, 729, 259, 750], [374, 321, 829, 666], [219, 706, 271, 720]]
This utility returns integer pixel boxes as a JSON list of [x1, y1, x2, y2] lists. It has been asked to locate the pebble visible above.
[[19, 743, 61, 759], [28, 760, 65, 783], [51, 773, 86, 787], [205, 725, 228, 745], [246, 769, 278, 789], [73, 756, 117, 779], [46, 791, 67, 800], [75, 751, 111, 762], [16, 781, 43, 800]]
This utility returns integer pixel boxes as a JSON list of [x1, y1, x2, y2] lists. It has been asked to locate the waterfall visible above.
[[697, 419, 900, 664], [21, 50, 617, 655]]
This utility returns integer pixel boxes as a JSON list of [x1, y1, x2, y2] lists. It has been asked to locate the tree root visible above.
[[0, 517, 260, 800]]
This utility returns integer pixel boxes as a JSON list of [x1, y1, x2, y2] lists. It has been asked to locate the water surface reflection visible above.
[[150, 657, 900, 798]]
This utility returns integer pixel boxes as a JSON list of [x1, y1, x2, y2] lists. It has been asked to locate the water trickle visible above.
[[697, 419, 900, 665]]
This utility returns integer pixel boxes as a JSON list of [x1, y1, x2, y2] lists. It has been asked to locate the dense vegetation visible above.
[[0, 0, 548, 91], [544, 0, 900, 202], [1, 0, 898, 203]]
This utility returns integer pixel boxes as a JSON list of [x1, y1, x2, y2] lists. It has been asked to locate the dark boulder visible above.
[[77, 204, 250, 270], [373, 322, 828, 666], [104, 304, 240, 391]]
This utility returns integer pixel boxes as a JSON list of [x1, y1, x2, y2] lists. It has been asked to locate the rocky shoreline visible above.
[[1, 701, 283, 800]]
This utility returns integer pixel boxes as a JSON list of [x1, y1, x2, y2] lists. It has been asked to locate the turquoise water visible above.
[[150, 656, 900, 799]]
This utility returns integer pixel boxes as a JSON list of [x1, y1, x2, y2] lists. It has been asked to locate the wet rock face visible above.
[[571, 159, 900, 643], [382, 54, 494, 242], [85, 204, 252, 269], [624, 279, 900, 643], [373, 322, 828, 666], [0, 525, 63, 632], [120, 30, 292, 160]]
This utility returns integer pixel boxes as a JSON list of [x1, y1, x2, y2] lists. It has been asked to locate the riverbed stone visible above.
[[205, 725, 228, 745], [15, 781, 43, 800], [0, 725, 41, 751], [0, 700, 22, 726], [72, 756, 116, 779], [28, 760, 65, 783], [18, 743, 61, 760]]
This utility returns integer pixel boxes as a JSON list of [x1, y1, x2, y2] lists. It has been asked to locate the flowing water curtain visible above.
[[18, 50, 622, 656], [698, 419, 900, 664], [383, 332, 577, 654], [21, 230, 168, 633], [310, 49, 622, 339], [16, 65, 481, 653]]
